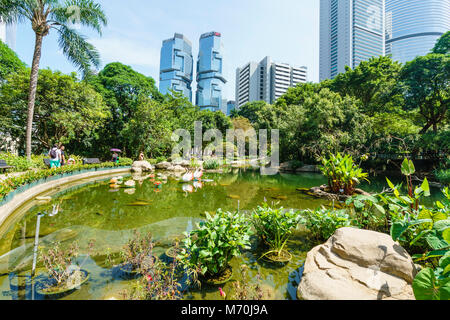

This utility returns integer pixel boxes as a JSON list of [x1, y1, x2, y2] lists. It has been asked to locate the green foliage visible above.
[[435, 168, 450, 185], [0, 69, 110, 154], [251, 204, 300, 256], [0, 39, 26, 81], [179, 209, 252, 277], [400, 53, 449, 134], [330, 56, 404, 115], [319, 153, 369, 195], [203, 158, 221, 170], [0, 152, 47, 172], [299, 208, 353, 241], [432, 31, 450, 55]]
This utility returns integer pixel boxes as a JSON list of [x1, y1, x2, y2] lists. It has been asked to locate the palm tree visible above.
[[0, 0, 107, 159]]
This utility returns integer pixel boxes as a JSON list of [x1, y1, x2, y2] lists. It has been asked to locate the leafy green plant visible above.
[[435, 168, 450, 185], [251, 204, 299, 258], [345, 194, 387, 231], [299, 208, 353, 241], [179, 209, 252, 278], [203, 158, 221, 170], [319, 153, 369, 195]]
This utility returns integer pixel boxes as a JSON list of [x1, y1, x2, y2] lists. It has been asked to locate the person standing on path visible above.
[[48, 144, 61, 168]]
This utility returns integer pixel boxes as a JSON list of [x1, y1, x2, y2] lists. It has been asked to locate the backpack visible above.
[[50, 148, 57, 159]]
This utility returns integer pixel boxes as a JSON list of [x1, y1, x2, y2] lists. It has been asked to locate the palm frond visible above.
[[0, 0, 39, 23], [50, 0, 107, 34], [55, 24, 101, 77]]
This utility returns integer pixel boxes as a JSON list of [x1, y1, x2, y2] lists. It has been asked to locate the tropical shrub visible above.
[[251, 204, 300, 258], [435, 168, 450, 185], [203, 158, 221, 170], [299, 208, 353, 241], [345, 194, 387, 232], [319, 153, 369, 195], [179, 209, 252, 278]]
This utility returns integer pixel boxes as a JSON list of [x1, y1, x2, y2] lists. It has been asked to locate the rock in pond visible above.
[[297, 227, 417, 300], [131, 161, 154, 173], [155, 161, 172, 170]]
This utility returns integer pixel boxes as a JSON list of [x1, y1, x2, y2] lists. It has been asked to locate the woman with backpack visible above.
[[48, 144, 61, 168]]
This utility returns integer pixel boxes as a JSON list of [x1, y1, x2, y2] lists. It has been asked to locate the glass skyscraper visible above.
[[159, 33, 193, 102], [0, 18, 16, 50], [196, 32, 227, 112], [320, 0, 385, 81], [386, 0, 450, 64]]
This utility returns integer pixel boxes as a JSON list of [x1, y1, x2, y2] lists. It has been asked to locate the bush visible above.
[[299, 208, 353, 241], [435, 168, 450, 185], [119, 157, 133, 166], [251, 203, 300, 256], [179, 209, 252, 277], [0, 152, 47, 172], [203, 158, 221, 170], [319, 153, 369, 195]]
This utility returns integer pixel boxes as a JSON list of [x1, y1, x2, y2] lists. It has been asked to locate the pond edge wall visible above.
[[0, 167, 131, 229]]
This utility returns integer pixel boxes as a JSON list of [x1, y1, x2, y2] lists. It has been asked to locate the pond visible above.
[[0, 169, 444, 300]]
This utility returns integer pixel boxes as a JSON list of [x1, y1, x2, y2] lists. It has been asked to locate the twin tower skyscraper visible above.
[[159, 32, 227, 113]]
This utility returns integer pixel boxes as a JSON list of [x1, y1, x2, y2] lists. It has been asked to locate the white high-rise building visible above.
[[320, 0, 385, 81], [235, 56, 307, 109], [386, 0, 450, 64], [0, 17, 17, 50]]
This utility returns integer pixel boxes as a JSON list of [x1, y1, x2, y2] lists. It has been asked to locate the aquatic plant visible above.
[[251, 203, 300, 260], [39, 240, 94, 292], [179, 209, 252, 279], [120, 230, 156, 273], [230, 265, 264, 300], [319, 153, 369, 196], [203, 158, 221, 170], [121, 247, 183, 300], [299, 208, 353, 241]]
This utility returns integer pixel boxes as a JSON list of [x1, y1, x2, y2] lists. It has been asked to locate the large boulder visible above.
[[155, 161, 172, 170], [131, 161, 154, 173], [167, 165, 187, 173], [297, 227, 417, 300]]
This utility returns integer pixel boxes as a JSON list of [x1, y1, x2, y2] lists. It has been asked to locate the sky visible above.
[[14, 0, 320, 101]]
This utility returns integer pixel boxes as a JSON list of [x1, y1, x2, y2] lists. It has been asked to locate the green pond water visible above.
[[0, 169, 444, 300]]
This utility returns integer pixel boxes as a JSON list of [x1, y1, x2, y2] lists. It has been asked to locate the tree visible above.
[[0, 0, 107, 159], [0, 39, 26, 81], [330, 56, 403, 115], [433, 31, 450, 55], [87, 62, 163, 156], [121, 97, 175, 159], [400, 53, 449, 134], [0, 69, 109, 153], [277, 87, 372, 162]]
